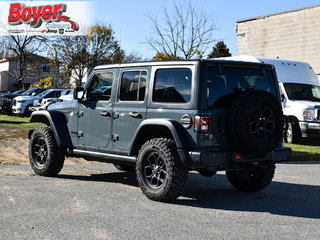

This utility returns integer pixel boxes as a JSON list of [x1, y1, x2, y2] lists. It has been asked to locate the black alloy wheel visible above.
[[142, 152, 167, 189], [250, 105, 276, 141], [32, 136, 48, 167]]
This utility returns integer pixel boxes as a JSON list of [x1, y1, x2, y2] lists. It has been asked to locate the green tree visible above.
[[57, 24, 124, 86], [152, 52, 183, 61], [29, 76, 53, 89], [208, 41, 232, 58]]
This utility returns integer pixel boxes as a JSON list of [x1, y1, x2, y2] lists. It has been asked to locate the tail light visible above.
[[194, 116, 211, 133], [246, 86, 256, 89]]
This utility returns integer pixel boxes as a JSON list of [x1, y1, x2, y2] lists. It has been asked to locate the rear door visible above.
[[112, 68, 150, 152]]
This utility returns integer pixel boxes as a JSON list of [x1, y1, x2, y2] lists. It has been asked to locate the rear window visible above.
[[207, 67, 276, 108], [153, 68, 192, 103]]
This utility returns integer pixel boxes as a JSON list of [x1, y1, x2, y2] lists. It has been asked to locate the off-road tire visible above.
[[29, 126, 65, 176], [113, 164, 135, 172], [136, 138, 188, 202], [230, 90, 283, 157], [226, 163, 275, 192]]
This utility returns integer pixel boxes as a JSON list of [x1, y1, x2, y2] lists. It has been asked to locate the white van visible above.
[[217, 55, 320, 143]]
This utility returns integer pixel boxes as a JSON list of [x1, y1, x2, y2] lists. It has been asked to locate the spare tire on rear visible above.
[[229, 90, 283, 157]]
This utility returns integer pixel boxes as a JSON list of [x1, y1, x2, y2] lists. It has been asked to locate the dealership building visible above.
[[236, 4, 320, 79]]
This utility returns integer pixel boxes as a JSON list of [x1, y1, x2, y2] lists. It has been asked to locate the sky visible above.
[[91, 0, 320, 59], [1, 0, 320, 59]]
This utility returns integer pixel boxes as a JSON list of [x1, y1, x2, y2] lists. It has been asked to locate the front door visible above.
[[112, 68, 149, 152], [77, 70, 115, 151]]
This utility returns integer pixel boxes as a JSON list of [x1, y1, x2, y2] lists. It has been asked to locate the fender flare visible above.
[[29, 110, 73, 148], [129, 118, 190, 155]]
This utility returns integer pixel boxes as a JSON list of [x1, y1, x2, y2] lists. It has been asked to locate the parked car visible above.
[[28, 60, 291, 202], [0, 88, 46, 115], [11, 90, 25, 94], [32, 90, 71, 111], [57, 90, 74, 102], [12, 89, 69, 116], [219, 56, 320, 143]]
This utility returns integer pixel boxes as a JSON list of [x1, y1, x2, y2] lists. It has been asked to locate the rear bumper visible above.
[[178, 147, 292, 170]]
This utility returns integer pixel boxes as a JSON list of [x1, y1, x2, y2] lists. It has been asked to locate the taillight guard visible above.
[[194, 115, 211, 133]]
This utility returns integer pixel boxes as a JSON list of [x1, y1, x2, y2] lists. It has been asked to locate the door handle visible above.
[[129, 112, 142, 119], [100, 111, 112, 118]]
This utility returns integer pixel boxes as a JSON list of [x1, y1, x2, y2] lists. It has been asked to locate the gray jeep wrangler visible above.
[[28, 60, 291, 202]]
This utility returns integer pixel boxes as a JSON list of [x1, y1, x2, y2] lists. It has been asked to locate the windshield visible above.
[[37, 90, 50, 97], [207, 66, 276, 108], [12, 90, 23, 94], [284, 83, 320, 102], [21, 88, 35, 95], [32, 88, 47, 96]]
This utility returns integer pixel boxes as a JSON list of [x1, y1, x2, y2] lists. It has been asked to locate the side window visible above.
[[87, 72, 113, 101], [119, 71, 147, 101], [45, 91, 61, 98], [153, 68, 192, 103]]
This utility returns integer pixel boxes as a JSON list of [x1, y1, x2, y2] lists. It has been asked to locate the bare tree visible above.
[[121, 52, 143, 63], [146, 1, 217, 59], [4, 35, 49, 88]]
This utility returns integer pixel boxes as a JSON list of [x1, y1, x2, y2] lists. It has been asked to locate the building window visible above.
[[42, 64, 50, 73]]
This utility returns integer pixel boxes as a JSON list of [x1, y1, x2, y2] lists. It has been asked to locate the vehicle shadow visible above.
[[295, 138, 320, 146], [57, 171, 320, 219], [0, 120, 26, 124], [290, 151, 320, 162], [176, 172, 320, 219], [58, 171, 139, 187]]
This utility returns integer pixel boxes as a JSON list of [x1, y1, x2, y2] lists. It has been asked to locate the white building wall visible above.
[[0, 61, 9, 92], [236, 5, 320, 79]]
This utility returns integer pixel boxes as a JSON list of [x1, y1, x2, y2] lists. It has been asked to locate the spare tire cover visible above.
[[229, 90, 283, 157]]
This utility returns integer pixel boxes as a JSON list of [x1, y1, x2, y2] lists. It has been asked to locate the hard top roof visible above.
[[94, 59, 268, 70]]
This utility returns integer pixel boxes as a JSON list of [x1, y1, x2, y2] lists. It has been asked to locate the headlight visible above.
[[17, 100, 26, 103], [303, 108, 316, 121]]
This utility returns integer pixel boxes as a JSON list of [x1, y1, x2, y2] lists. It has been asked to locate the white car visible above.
[[58, 90, 74, 102], [33, 98, 59, 111], [12, 89, 70, 115], [218, 55, 320, 143]]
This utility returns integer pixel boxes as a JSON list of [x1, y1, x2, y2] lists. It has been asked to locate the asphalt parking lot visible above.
[[0, 162, 319, 240]]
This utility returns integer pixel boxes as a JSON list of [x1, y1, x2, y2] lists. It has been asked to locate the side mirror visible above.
[[281, 94, 285, 102], [74, 86, 84, 101]]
